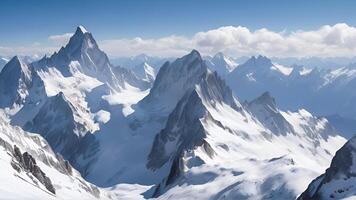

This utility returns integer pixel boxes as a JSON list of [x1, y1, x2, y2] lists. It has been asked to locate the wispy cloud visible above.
[[2, 23, 356, 58], [48, 33, 73, 45]]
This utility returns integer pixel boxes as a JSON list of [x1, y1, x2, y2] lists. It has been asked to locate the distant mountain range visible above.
[[0, 26, 355, 200]]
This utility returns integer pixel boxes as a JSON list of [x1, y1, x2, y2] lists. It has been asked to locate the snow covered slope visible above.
[[110, 54, 169, 72], [0, 26, 156, 188], [226, 55, 292, 104], [0, 25, 349, 200], [132, 62, 156, 84], [33, 26, 124, 91], [138, 50, 207, 115], [0, 112, 125, 199], [112, 65, 151, 90], [52, 49, 345, 199], [144, 60, 345, 199], [205, 52, 238, 76], [227, 55, 356, 129], [298, 136, 356, 200], [24, 92, 98, 160]]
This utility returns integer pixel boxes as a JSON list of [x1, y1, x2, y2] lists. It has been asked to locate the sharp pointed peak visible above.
[[70, 26, 90, 41], [7, 56, 23, 67], [259, 91, 273, 100], [190, 49, 200, 55], [250, 92, 277, 108], [76, 25, 88, 34], [245, 55, 272, 66], [52, 92, 72, 106], [251, 91, 276, 108], [181, 49, 202, 62], [54, 91, 67, 100], [10, 55, 20, 62]]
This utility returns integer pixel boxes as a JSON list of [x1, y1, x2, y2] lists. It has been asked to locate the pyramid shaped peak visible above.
[[9, 56, 21, 64], [250, 91, 276, 109], [52, 92, 70, 104], [188, 49, 201, 58], [259, 91, 274, 101], [76, 25, 88, 34], [56, 91, 65, 98], [4, 56, 28, 72], [70, 26, 91, 43]]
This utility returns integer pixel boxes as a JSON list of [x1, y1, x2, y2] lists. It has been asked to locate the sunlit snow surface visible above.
[[0, 59, 347, 199], [0, 27, 351, 200]]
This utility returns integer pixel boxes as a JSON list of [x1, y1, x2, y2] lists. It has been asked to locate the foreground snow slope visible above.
[[0, 112, 134, 199], [299, 135, 356, 200]]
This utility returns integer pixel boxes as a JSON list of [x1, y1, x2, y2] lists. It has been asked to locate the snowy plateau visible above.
[[0, 26, 355, 200]]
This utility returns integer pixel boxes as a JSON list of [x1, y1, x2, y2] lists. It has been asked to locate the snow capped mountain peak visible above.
[[77, 25, 88, 34], [207, 52, 238, 75], [132, 62, 156, 85], [145, 53, 344, 198], [0, 56, 33, 107], [138, 49, 207, 114], [198, 71, 240, 110], [8, 55, 20, 64], [24, 91, 97, 159], [63, 26, 97, 55], [245, 55, 273, 67], [188, 49, 202, 59], [247, 92, 295, 136], [35, 26, 125, 91], [227, 55, 292, 101], [52, 91, 69, 106], [132, 62, 156, 83], [5, 56, 30, 74]]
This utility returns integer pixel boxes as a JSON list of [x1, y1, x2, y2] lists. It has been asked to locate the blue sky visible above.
[[2, 0, 356, 58]]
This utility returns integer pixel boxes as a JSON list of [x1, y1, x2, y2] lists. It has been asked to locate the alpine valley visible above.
[[0, 26, 355, 200]]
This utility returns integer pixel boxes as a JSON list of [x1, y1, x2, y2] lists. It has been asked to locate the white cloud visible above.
[[100, 35, 193, 58], [99, 23, 356, 58], [0, 45, 57, 57], [48, 33, 73, 45], [2, 23, 356, 58]]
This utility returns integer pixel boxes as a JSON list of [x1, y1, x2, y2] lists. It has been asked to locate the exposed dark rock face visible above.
[[147, 90, 210, 170], [152, 156, 184, 198], [11, 145, 56, 194], [146, 56, 242, 197]]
